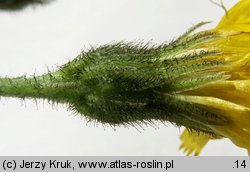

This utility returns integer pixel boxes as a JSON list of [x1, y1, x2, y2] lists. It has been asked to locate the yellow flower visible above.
[[0, 0, 249, 156], [179, 0, 250, 155]]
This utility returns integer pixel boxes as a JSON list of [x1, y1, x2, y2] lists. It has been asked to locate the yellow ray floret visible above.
[[179, 129, 219, 156], [216, 0, 250, 32], [179, 0, 250, 155]]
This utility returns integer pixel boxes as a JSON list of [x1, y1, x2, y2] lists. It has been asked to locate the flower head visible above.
[[0, 0, 249, 156]]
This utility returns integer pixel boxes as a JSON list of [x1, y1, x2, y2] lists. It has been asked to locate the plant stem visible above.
[[0, 72, 80, 103]]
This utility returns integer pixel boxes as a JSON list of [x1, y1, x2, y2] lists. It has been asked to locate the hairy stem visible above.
[[0, 73, 80, 103]]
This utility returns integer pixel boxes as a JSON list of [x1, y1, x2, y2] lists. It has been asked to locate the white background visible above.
[[0, 0, 246, 155]]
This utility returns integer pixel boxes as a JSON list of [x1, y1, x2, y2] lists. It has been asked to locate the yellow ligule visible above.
[[216, 0, 250, 32], [179, 0, 250, 155], [177, 95, 250, 152], [179, 129, 212, 156]]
